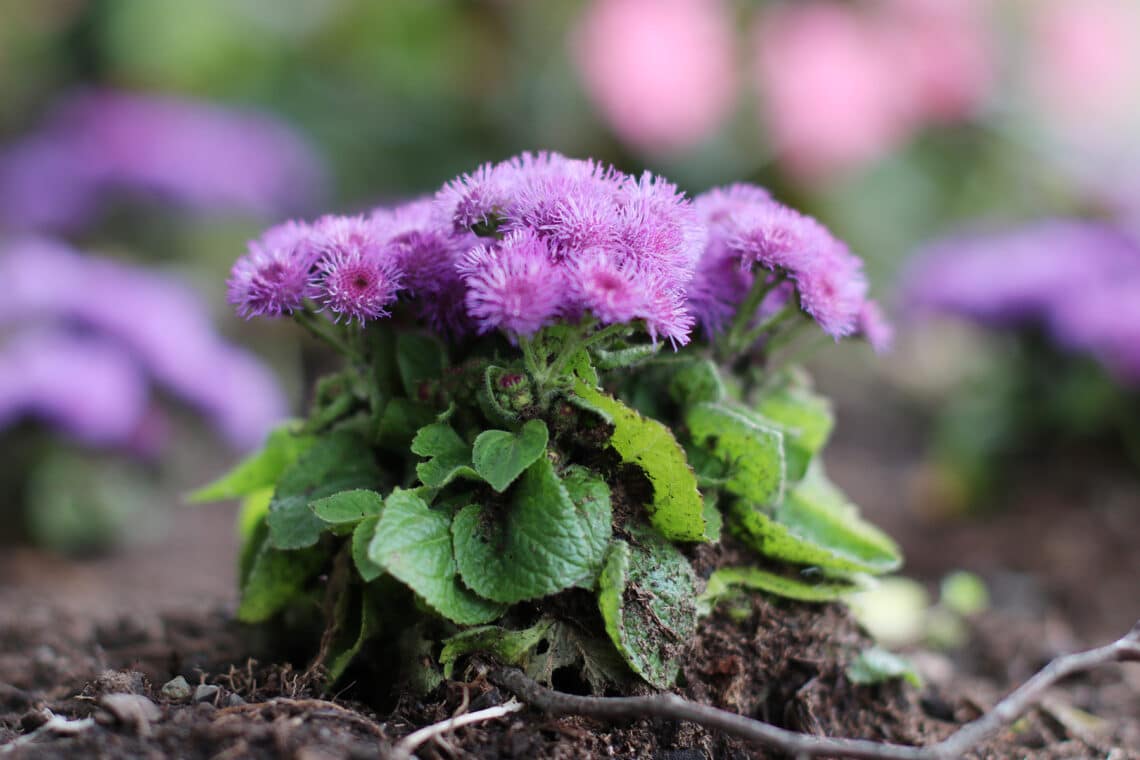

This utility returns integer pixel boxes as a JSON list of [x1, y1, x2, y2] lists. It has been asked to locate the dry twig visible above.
[[489, 620, 1140, 760], [391, 700, 524, 760]]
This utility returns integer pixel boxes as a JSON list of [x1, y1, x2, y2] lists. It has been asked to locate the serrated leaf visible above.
[[668, 359, 725, 405], [396, 332, 447, 397], [311, 489, 384, 525], [687, 401, 785, 507], [752, 385, 834, 482], [597, 528, 700, 688], [352, 515, 384, 582], [266, 433, 384, 550], [698, 566, 864, 615], [472, 419, 549, 493], [190, 422, 315, 502], [848, 647, 922, 688], [237, 521, 325, 623], [573, 382, 705, 542], [412, 423, 479, 488], [452, 459, 612, 603], [729, 465, 902, 575], [369, 489, 505, 625]]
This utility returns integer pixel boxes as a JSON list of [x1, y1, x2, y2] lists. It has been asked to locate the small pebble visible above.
[[160, 676, 192, 701], [193, 684, 220, 704], [98, 693, 161, 736], [227, 692, 247, 707]]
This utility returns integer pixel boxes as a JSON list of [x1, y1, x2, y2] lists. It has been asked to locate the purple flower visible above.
[[379, 199, 478, 336], [857, 300, 894, 354], [228, 220, 319, 319], [569, 252, 646, 325], [904, 220, 1140, 385], [1, 238, 289, 451], [434, 162, 510, 233], [0, 89, 324, 232], [616, 171, 702, 281], [0, 330, 149, 448], [312, 215, 404, 323], [639, 274, 695, 347], [689, 183, 869, 341], [459, 230, 565, 336]]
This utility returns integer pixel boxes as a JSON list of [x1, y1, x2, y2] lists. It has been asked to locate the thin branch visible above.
[[392, 700, 524, 760], [488, 620, 1140, 760]]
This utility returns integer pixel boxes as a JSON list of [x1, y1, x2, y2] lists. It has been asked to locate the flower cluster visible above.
[[229, 152, 883, 351], [687, 183, 888, 349], [1, 238, 287, 452], [0, 90, 323, 232], [903, 220, 1140, 383]]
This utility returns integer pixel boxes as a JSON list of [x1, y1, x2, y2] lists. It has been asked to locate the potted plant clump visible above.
[[196, 152, 903, 736]]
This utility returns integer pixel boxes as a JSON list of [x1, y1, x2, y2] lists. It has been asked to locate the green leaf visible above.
[[352, 515, 385, 582], [573, 382, 705, 542], [701, 492, 723, 542], [411, 423, 480, 488], [236, 487, 273, 540], [847, 647, 922, 688], [687, 401, 786, 507], [472, 420, 549, 492], [592, 342, 661, 370], [369, 489, 505, 625], [237, 522, 325, 623], [324, 591, 381, 684], [730, 465, 902, 575], [452, 459, 612, 603], [396, 332, 447, 397], [190, 422, 315, 502], [266, 432, 384, 550], [668, 359, 725, 405], [698, 566, 865, 614], [311, 489, 384, 526], [597, 530, 699, 689], [377, 398, 437, 450], [440, 620, 554, 679], [752, 384, 834, 482]]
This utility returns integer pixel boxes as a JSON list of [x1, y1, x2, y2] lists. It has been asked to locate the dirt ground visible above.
[[1, 397, 1138, 758]]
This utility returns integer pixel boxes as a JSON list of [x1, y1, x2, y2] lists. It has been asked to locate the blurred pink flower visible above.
[[573, 0, 738, 155], [752, 0, 991, 181], [1028, 0, 1140, 138]]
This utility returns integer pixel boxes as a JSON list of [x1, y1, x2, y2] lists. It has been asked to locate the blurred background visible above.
[[0, 0, 1137, 642]]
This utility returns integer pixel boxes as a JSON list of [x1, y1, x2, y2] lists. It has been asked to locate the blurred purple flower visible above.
[[0, 330, 149, 449], [857, 300, 895, 354], [0, 238, 288, 450], [904, 220, 1140, 384], [0, 90, 324, 232]]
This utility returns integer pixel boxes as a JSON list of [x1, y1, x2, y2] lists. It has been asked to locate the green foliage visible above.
[[411, 423, 479, 488], [847, 647, 922, 688], [212, 296, 902, 694], [698, 567, 865, 615], [368, 489, 505, 625], [451, 458, 612, 603], [687, 401, 786, 506], [573, 382, 706, 542], [266, 432, 385, 550], [472, 420, 549, 492], [598, 528, 700, 688], [190, 422, 314, 502], [729, 465, 902, 575]]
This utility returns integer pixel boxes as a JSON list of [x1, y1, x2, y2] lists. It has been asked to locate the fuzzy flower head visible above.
[[313, 215, 404, 324], [690, 183, 871, 341], [459, 230, 565, 337], [228, 220, 318, 319], [569, 251, 646, 325]]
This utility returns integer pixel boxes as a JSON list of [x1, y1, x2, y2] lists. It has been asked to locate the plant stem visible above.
[[737, 299, 800, 351], [719, 274, 782, 361], [293, 308, 359, 360]]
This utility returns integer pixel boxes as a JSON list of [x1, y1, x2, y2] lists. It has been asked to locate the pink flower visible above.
[[228, 220, 319, 319], [1027, 0, 1140, 139], [313, 215, 403, 323], [459, 231, 565, 337], [572, 0, 738, 154]]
